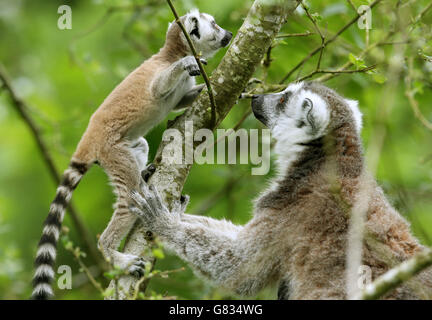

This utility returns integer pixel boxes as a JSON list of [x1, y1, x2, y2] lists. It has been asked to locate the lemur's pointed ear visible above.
[[188, 8, 200, 16], [303, 98, 318, 134], [345, 99, 362, 132], [186, 15, 200, 39]]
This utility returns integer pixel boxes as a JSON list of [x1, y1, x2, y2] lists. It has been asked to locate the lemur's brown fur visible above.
[[258, 83, 432, 299], [131, 81, 432, 300], [32, 10, 232, 299]]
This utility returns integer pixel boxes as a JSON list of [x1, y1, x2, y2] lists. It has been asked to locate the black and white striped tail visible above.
[[31, 161, 88, 300]]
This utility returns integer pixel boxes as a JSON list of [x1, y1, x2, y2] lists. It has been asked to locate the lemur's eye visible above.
[[279, 97, 285, 104]]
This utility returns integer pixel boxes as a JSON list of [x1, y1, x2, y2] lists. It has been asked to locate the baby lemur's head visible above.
[[167, 9, 232, 58], [251, 82, 362, 150]]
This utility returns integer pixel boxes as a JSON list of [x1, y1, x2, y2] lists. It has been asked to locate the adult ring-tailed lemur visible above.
[[31, 9, 232, 299], [131, 81, 432, 299]]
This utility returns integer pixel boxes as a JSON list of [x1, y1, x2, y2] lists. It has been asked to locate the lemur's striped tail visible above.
[[31, 161, 88, 300]]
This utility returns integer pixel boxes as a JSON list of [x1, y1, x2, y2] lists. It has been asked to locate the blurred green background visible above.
[[0, 0, 431, 299]]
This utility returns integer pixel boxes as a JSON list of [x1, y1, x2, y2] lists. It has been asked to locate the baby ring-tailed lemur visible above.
[[32, 9, 232, 299], [131, 81, 432, 299]]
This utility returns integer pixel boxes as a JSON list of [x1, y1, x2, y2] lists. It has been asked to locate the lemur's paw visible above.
[[186, 65, 200, 76], [141, 163, 156, 182], [116, 253, 146, 278], [200, 58, 208, 65], [184, 56, 200, 76], [127, 259, 146, 278]]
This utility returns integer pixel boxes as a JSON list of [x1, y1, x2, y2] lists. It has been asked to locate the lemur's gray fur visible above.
[[31, 9, 232, 299], [131, 82, 432, 299]]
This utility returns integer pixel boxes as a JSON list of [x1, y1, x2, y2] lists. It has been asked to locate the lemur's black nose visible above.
[[221, 31, 233, 47]]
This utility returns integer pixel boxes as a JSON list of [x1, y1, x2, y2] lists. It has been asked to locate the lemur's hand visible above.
[[130, 184, 189, 235], [183, 56, 200, 76]]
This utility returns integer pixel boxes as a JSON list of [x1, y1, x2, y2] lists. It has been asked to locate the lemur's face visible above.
[[183, 9, 232, 58], [251, 82, 362, 145]]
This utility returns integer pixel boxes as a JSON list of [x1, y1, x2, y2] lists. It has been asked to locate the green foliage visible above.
[[0, 0, 431, 300]]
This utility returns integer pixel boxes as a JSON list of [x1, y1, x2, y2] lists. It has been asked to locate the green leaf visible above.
[[311, 12, 322, 21], [138, 292, 146, 300], [413, 81, 424, 95], [349, 53, 366, 69], [372, 73, 387, 84], [64, 241, 73, 250], [152, 248, 165, 259]]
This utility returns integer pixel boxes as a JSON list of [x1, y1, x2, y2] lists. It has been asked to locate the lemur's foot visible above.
[[141, 163, 156, 182], [110, 252, 146, 278]]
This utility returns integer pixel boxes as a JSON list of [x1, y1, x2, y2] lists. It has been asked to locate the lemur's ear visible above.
[[345, 99, 362, 132], [302, 98, 318, 134], [188, 16, 200, 39]]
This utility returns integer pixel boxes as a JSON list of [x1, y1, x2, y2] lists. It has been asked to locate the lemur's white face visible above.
[[251, 81, 362, 145], [182, 9, 232, 58]]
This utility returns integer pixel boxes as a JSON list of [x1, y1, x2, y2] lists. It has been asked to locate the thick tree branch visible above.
[[109, 0, 298, 299], [0, 64, 104, 270]]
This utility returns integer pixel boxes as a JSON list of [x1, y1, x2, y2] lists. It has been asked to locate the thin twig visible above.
[[0, 64, 104, 269], [65, 243, 105, 295], [166, 0, 217, 127], [297, 64, 377, 82], [262, 44, 274, 82], [131, 267, 185, 300], [346, 0, 357, 12], [316, 31, 395, 82], [318, 1, 431, 83], [301, 1, 325, 70], [280, 0, 383, 83], [404, 57, 432, 131], [68, 4, 150, 64], [358, 248, 432, 300], [416, 1, 432, 21], [275, 31, 314, 38]]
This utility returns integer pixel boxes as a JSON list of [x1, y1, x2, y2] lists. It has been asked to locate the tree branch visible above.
[[108, 0, 297, 299], [275, 31, 314, 38], [0, 63, 104, 270], [404, 57, 432, 131], [358, 248, 432, 300], [297, 64, 376, 82]]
